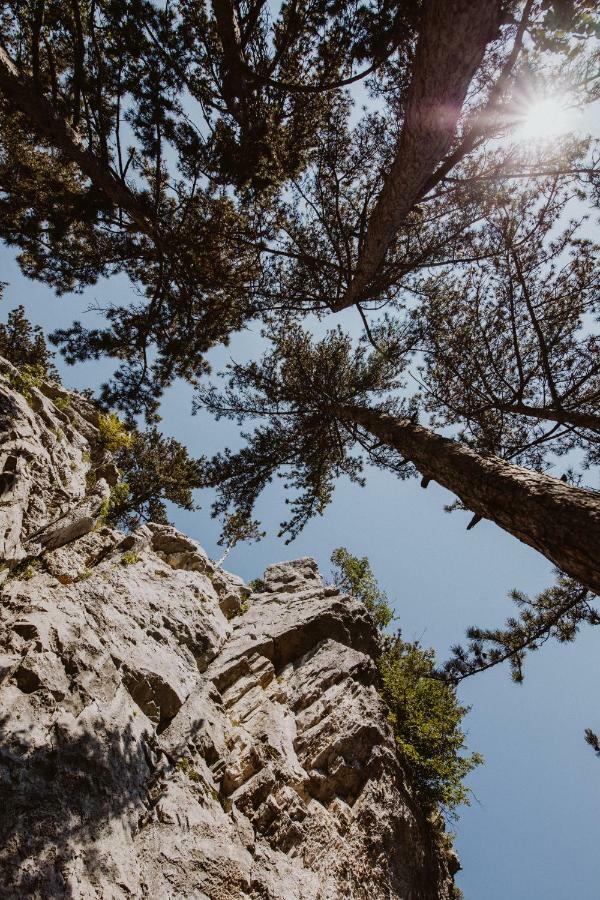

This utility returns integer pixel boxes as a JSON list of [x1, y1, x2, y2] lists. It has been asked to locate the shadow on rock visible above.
[[0, 713, 153, 898]]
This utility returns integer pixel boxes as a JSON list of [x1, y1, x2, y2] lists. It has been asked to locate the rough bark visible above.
[[337, 404, 600, 594], [334, 0, 503, 310], [211, 0, 251, 125], [0, 46, 157, 241], [500, 402, 600, 432]]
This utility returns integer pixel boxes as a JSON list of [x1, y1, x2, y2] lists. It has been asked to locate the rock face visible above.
[[0, 361, 454, 898]]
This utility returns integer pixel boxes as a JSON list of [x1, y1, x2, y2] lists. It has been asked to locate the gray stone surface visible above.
[[0, 361, 454, 898]]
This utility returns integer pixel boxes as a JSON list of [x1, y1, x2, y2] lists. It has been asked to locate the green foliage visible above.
[[109, 482, 131, 510], [95, 482, 131, 528], [248, 578, 266, 593], [0, 304, 58, 380], [0, 306, 52, 402], [217, 512, 265, 556], [97, 413, 133, 453], [8, 363, 47, 405], [76, 568, 93, 582], [445, 574, 600, 684], [176, 757, 201, 783], [121, 551, 140, 566], [106, 427, 204, 530], [198, 324, 416, 543], [418, 190, 600, 471], [0, 1, 596, 428], [21, 562, 39, 581], [10, 559, 40, 581], [331, 547, 393, 629], [330, 547, 480, 818], [95, 497, 111, 528], [0, 308, 204, 534], [53, 395, 71, 413], [379, 637, 482, 817]]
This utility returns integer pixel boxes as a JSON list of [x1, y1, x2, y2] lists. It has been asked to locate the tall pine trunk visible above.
[[334, 0, 502, 310], [337, 404, 600, 594]]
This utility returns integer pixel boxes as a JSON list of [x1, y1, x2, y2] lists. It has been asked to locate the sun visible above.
[[515, 96, 572, 142]]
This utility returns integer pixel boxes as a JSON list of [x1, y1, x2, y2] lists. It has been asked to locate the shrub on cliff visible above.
[[379, 636, 482, 816], [331, 547, 481, 817], [0, 303, 59, 381], [0, 305, 203, 530]]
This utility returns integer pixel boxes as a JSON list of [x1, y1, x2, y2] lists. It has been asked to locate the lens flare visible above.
[[516, 96, 572, 142]]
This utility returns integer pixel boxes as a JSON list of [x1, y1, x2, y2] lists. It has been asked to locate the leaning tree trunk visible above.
[[337, 404, 600, 595], [334, 0, 502, 310]]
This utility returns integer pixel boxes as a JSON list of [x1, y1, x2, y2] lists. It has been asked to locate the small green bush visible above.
[[330, 547, 481, 818], [53, 395, 71, 413], [11, 559, 40, 581], [248, 578, 265, 593], [8, 363, 46, 404], [121, 550, 139, 566], [176, 757, 202, 782], [331, 546, 393, 629], [97, 412, 133, 453]]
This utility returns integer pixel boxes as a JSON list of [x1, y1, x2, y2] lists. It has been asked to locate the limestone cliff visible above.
[[0, 359, 455, 899]]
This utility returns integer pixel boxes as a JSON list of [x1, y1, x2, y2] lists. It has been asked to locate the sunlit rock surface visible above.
[[0, 361, 454, 898]]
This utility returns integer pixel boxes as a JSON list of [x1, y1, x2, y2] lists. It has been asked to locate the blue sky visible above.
[[2, 237, 600, 898]]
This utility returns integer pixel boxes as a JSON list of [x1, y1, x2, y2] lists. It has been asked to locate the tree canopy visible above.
[[0, 0, 598, 417]]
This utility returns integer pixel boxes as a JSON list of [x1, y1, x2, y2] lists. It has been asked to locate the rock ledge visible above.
[[0, 362, 453, 898]]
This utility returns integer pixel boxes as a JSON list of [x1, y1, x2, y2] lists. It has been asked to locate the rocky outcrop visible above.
[[0, 361, 455, 898]]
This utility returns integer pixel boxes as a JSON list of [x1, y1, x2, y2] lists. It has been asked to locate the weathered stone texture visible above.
[[0, 362, 453, 898]]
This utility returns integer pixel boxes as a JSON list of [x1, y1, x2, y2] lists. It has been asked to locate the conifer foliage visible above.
[[331, 547, 482, 816], [106, 426, 205, 530], [0, 305, 203, 529], [0, 1, 598, 415], [0, 301, 59, 380]]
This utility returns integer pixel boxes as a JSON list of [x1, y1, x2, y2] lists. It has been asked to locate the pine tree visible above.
[[196, 315, 600, 595], [106, 427, 205, 530], [330, 546, 482, 816], [0, 1, 597, 414], [416, 184, 600, 468], [0, 302, 59, 380]]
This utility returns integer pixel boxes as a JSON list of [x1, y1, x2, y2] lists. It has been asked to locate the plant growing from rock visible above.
[[331, 547, 393, 629], [97, 413, 133, 453], [121, 551, 140, 566], [0, 302, 59, 380], [330, 547, 481, 818]]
